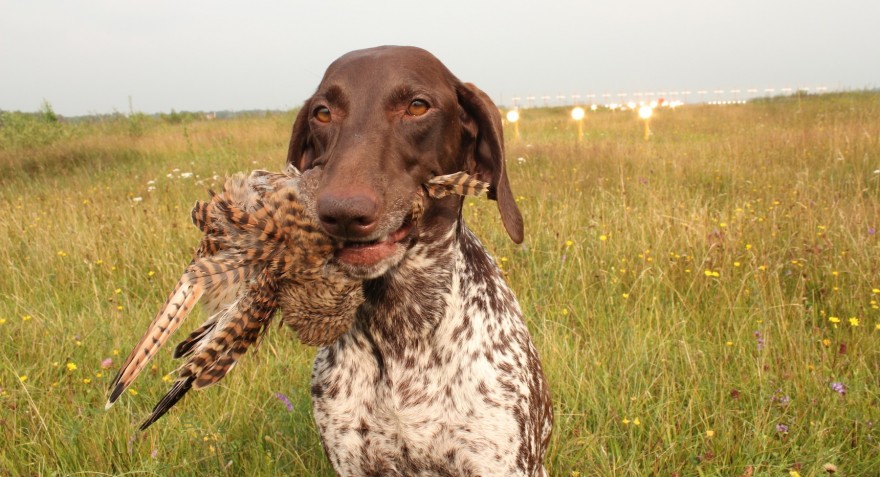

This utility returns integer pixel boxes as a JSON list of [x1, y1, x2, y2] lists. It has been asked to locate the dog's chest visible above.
[[310, 231, 535, 475]]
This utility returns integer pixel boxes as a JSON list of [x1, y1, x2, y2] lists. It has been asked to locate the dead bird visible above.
[[105, 167, 489, 429]]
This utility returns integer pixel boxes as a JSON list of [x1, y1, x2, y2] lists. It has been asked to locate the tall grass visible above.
[[1, 93, 878, 476]]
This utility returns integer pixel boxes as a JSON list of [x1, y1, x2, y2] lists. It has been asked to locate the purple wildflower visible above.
[[274, 392, 294, 412], [151, 448, 158, 459], [772, 390, 791, 406], [754, 331, 765, 351], [830, 382, 847, 395], [776, 423, 789, 433], [101, 358, 114, 369], [869, 226, 876, 235]]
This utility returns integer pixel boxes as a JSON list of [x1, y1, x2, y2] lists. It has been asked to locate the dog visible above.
[[286, 45, 552, 477]]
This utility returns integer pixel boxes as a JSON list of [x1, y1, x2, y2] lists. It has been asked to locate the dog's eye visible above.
[[314, 106, 332, 123], [406, 100, 429, 117]]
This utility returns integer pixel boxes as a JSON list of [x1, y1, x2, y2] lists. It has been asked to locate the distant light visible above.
[[590, 104, 598, 111], [638, 105, 653, 120], [571, 107, 585, 121], [506, 110, 520, 123]]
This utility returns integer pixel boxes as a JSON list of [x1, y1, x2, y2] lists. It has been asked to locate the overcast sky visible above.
[[2, 0, 878, 116]]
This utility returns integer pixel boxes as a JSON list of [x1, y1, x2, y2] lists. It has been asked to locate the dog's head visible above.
[[287, 46, 522, 279]]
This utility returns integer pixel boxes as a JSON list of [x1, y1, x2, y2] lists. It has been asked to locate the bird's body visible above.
[[106, 168, 489, 429]]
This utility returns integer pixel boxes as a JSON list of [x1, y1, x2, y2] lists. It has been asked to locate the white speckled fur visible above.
[[311, 225, 552, 476]]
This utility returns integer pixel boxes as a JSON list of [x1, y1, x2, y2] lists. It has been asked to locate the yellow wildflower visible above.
[[82, 378, 91, 384], [599, 235, 608, 241], [633, 417, 641, 426], [128, 389, 138, 396], [66, 362, 77, 372], [22, 315, 32, 321], [622, 418, 630, 425], [148, 270, 156, 277], [0, 318, 6, 325], [828, 317, 840, 324], [706, 430, 715, 438], [565, 240, 573, 247], [848, 317, 859, 327], [19, 375, 28, 383]]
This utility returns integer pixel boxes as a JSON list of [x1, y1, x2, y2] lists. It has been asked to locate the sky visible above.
[[2, 0, 878, 116]]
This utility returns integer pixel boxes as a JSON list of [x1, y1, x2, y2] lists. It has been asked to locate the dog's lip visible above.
[[335, 217, 413, 266]]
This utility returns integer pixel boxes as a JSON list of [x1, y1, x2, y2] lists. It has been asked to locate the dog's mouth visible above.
[[335, 213, 415, 268]]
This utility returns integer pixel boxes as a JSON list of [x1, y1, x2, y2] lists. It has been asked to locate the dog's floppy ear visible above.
[[457, 82, 524, 244], [286, 104, 316, 170]]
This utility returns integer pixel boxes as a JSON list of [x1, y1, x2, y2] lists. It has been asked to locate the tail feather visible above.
[[192, 300, 275, 390], [173, 320, 216, 359], [106, 278, 204, 408], [424, 172, 490, 199], [138, 376, 195, 431], [181, 273, 279, 390]]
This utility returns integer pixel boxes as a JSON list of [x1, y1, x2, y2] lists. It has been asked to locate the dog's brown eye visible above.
[[407, 100, 429, 116], [314, 106, 332, 123]]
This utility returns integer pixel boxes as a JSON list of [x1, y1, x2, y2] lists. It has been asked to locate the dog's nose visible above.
[[317, 191, 380, 239]]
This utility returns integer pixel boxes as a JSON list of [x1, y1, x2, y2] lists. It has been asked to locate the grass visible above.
[[1, 92, 879, 476]]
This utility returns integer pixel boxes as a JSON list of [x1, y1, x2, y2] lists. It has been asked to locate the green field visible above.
[[1, 93, 879, 476]]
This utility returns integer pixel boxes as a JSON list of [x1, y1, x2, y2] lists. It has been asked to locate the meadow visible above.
[[1, 92, 878, 476]]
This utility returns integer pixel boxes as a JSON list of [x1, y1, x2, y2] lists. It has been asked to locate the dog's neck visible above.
[[354, 219, 497, 359]]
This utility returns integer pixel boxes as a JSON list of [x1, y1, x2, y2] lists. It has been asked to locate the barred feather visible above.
[[423, 172, 490, 199], [106, 278, 203, 408]]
